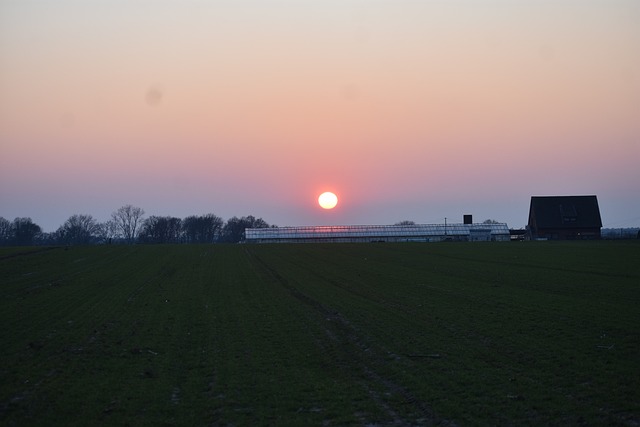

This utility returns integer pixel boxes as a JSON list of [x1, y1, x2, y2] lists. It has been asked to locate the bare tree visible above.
[[182, 214, 223, 243], [221, 215, 269, 243], [0, 217, 11, 246], [483, 219, 501, 224], [57, 214, 100, 245], [111, 205, 145, 243], [201, 213, 224, 242], [11, 217, 42, 246], [140, 216, 183, 244], [96, 219, 119, 244], [395, 220, 416, 226]]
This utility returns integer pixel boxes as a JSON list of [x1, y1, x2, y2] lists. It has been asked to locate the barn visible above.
[[244, 222, 511, 243], [527, 195, 602, 240]]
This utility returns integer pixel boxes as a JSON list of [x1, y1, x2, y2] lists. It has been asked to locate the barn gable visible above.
[[528, 195, 602, 240]]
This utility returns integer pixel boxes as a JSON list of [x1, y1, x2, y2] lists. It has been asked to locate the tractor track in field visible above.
[[244, 247, 442, 426], [0, 246, 62, 260]]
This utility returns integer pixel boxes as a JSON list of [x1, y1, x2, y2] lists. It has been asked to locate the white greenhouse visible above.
[[244, 223, 510, 243]]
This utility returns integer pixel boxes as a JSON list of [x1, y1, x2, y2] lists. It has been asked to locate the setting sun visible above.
[[318, 192, 338, 210]]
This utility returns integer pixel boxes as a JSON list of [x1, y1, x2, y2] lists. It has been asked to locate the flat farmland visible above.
[[1, 242, 638, 426]]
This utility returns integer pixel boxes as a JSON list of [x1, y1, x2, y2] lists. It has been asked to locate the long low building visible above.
[[244, 223, 511, 243]]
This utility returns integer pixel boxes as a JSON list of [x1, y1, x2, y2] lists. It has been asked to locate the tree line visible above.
[[0, 205, 271, 246]]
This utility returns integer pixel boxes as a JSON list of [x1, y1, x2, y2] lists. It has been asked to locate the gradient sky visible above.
[[1, 0, 639, 232]]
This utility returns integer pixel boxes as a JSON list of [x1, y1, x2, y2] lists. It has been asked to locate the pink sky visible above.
[[1, 0, 639, 232]]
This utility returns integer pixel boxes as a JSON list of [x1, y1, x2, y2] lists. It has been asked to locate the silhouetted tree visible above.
[[96, 219, 119, 244], [11, 217, 42, 246], [139, 216, 183, 244], [35, 232, 58, 246], [0, 217, 11, 246], [182, 214, 223, 243], [111, 205, 145, 243], [483, 219, 501, 224], [221, 215, 269, 243], [57, 214, 100, 245], [395, 220, 415, 226]]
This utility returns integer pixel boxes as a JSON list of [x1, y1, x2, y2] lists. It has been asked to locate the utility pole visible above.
[[444, 217, 447, 236]]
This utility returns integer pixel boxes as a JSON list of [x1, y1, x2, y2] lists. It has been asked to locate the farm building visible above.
[[244, 222, 511, 243], [527, 195, 602, 240]]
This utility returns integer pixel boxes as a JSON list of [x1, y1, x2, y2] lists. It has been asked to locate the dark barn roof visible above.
[[528, 195, 602, 230]]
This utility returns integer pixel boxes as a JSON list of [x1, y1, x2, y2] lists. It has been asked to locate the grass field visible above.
[[1, 241, 638, 426]]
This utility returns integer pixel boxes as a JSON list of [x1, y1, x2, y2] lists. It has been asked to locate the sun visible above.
[[318, 192, 338, 209]]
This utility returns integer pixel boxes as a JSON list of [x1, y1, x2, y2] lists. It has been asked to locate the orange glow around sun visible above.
[[318, 192, 338, 209]]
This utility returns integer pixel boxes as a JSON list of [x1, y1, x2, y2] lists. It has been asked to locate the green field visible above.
[[1, 242, 638, 426]]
